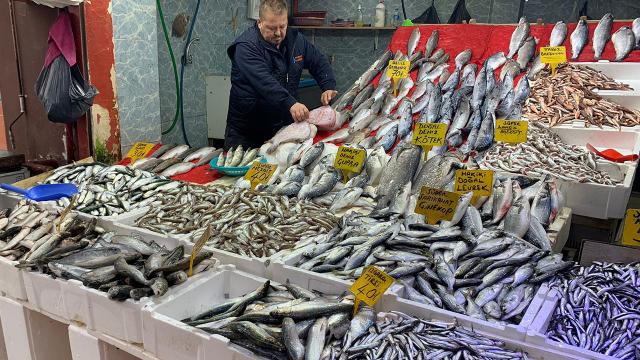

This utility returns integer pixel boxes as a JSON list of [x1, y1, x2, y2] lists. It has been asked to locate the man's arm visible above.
[[235, 42, 298, 110], [302, 36, 337, 93]]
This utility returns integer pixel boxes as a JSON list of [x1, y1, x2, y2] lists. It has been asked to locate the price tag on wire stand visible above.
[[540, 46, 567, 76], [244, 162, 277, 190], [350, 266, 394, 315], [415, 186, 461, 225], [126, 142, 155, 161], [189, 225, 211, 277], [334, 146, 366, 183], [495, 120, 529, 144], [622, 209, 640, 247], [386, 60, 410, 96], [412, 123, 448, 159]]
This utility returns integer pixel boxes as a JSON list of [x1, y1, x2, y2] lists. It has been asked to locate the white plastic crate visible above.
[[548, 207, 572, 253], [526, 288, 620, 360], [0, 194, 34, 300], [375, 311, 586, 360], [579, 62, 640, 92], [22, 218, 219, 345], [377, 283, 551, 342], [142, 267, 279, 360]]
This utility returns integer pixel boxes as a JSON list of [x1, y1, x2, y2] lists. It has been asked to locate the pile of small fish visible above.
[[526, 65, 640, 128], [0, 202, 215, 301], [329, 311, 532, 359], [545, 262, 640, 359], [482, 122, 619, 185], [181, 280, 355, 360], [45, 163, 175, 216], [536, 62, 632, 92], [135, 185, 338, 258], [132, 144, 222, 177], [216, 145, 260, 168], [291, 206, 573, 324]]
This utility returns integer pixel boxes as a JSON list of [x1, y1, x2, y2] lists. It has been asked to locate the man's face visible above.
[[257, 9, 288, 47]]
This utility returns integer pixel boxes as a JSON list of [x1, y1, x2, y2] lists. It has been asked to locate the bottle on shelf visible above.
[[375, 0, 386, 27], [392, 8, 400, 27], [355, 3, 364, 27]]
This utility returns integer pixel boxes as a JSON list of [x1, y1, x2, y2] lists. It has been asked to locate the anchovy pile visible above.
[[135, 185, 338, 258], [133, 144, 223, 176], [526, 64, 640, 128], [482, 122, 619, 185], [545, 262, 640, 359], [181, 281, 355, 360], [45, 163, 173, 216], [0, 201, 61, 261], [328, 311, 531, 359]]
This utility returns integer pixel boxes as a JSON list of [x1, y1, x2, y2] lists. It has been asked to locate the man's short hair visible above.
[[259, 0, 288, 19]]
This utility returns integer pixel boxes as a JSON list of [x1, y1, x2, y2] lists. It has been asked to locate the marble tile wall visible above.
[[111, 0, 162, 154]]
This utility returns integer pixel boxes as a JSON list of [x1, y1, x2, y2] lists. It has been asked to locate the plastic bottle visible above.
[[375, 0, 386, 27], [392, 8, 400, 27], [355, 4, 364, 27]]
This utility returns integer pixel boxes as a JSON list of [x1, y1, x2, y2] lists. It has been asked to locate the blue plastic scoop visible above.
[[0, 183, 78, 202]]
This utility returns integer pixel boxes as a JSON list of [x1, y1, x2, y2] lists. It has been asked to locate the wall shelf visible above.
[[292, 26, 398, 50]]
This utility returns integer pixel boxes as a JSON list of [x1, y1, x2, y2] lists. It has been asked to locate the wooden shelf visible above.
[[292, 26, 397, 30]]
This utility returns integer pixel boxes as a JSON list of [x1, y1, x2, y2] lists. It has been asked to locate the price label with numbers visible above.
[[454, 170, 494, 198], [622, 209, 640, 247], [415, 186, 461, 225], [540, 46, 567, 76], [189, 225, 211, 276], [126, 142, 155, 161], [495, 120, 529, 144], [386, 60, 410, 96], [334, 146, 366, 182], [244, 162, 277, 190], [350, 266, 394, 314]]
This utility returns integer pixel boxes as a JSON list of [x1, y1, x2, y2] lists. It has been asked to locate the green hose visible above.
[[156, 0, 181, 135]]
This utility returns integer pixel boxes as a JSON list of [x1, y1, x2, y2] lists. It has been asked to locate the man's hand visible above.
[[321, 90, 338, 106], [290, 102, 310, 122]]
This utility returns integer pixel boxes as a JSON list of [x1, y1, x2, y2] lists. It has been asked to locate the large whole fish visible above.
[[593, 13, 614, 60], [612, 26, 635, 62], [508, 17, 530, 58], [570, 19, 589, 60], [266, 122, 317, 153], [549, 21, 567, 46]]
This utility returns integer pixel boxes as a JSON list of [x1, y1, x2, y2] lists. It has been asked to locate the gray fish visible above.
[[612, 26, 635, 61], [377, 143, 421, 207], [500, 59, 521, 81], [455, 49, 472, 70], [114, 256, 151, 286], [298, 167, 340, 200], [516, 36, 536, 70], [425, 30, 439, 58], [407, 27, 421, 57], [486, 52, 507, 71], [593, 13, 614, 60], [634, 18, 640, 49], [508, 17, 530, 58], [343, 305, 375, 350], [550, 21, 567, 47], [503, 196, 531, 238], [351, 84, 374, 111], [228, 321, 284, 352], [471, 66, 487, 110], [282, 318, 305, 360], [524, 216, 552, 251], [300, 142, 324, 169], [570, 19, 589, 60]]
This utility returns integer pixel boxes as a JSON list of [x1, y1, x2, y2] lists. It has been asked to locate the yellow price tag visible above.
[[126, 142, 155, 161], [454, 170, 494, 198], [415, 187, 461, 225], [244, 162, 277, 190], [350, 266, 394, 314], [495, 120, 529, 144], [334, 146, 367, 183], [621, 209, 640, 247], [386, 60, 410, 96], [189, 225, 211, 277], [412, 123, 448, 159], [540, 46, 567, 76]]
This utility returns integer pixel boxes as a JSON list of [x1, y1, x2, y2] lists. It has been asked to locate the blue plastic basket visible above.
[[209, 157, 266, 177]]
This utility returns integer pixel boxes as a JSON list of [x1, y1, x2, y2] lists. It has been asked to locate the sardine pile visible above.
[[45, 163, 173, 216], [133, 144, 222, 177], [545, 262, 640, 359], [482, 122, 619, 185], [181, 281, 355, 360], [216, 145, 260, 168], [329, 311, 531, 359], [526, 65, 640, 128], [135, 185, 338, 258], [0, 202, 215, 301]]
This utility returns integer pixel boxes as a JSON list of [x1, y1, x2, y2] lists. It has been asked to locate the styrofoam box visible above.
[[580, 62, 640, 92], [377, 283, 550, 343], [548, 207, 572, 253], [548, 127, 639, 219], [0, 193, 28, 300], [23, 218, 220, 345], [375, 311, 586, 360], [526, 288, 619, 360], [143, 267, 324, 360]]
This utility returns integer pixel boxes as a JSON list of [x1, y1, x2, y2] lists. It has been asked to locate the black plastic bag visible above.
[[35, 55, 98, 124], [413, 0, 440, 24], [448, 0, 471, 24], [578, 1, 590, 20]]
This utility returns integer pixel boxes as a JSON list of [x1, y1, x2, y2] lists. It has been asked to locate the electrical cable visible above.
[[156, 0, 182, 136], [401, 0, 407, 19]]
